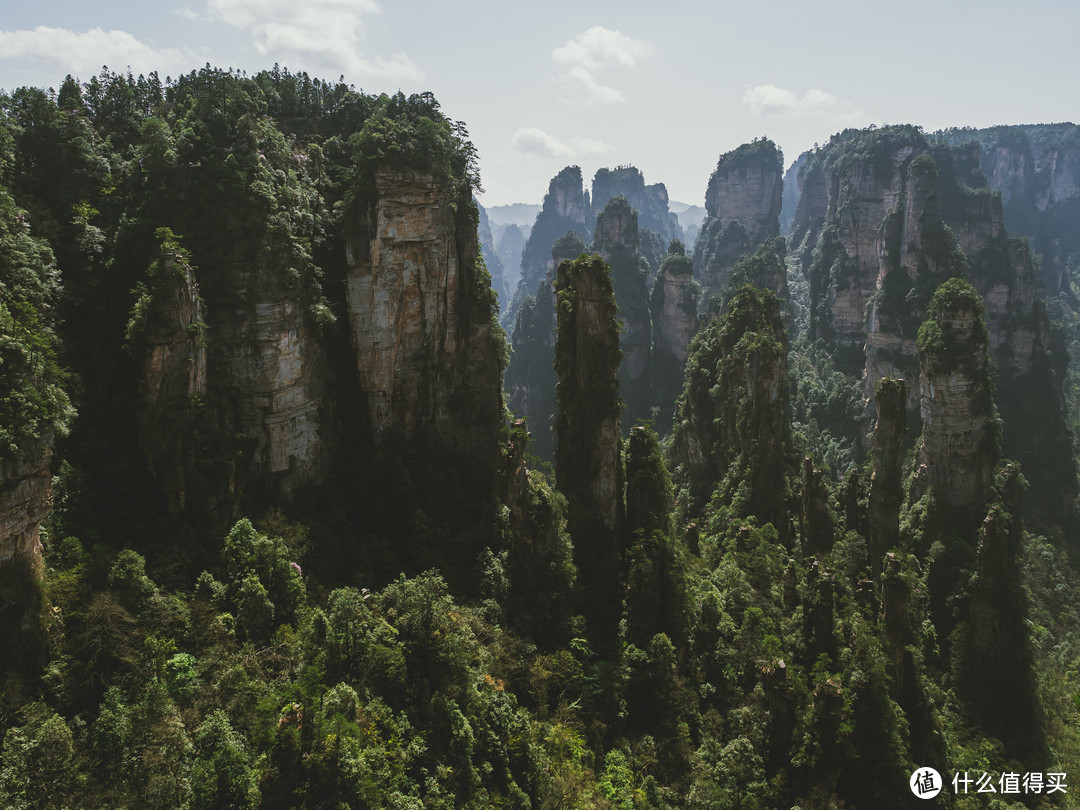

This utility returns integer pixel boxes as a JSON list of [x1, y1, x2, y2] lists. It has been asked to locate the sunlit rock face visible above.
[[914, 282, 996, 512], [694, 139, 784, 299], [346, 169, 503, 464]]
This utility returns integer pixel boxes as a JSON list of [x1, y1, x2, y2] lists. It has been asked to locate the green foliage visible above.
[[0, 181, 73, 458]]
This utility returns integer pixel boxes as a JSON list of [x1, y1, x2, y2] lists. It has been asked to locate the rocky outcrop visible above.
[[650, 241, 698, 432], [504, 233, 586, 462], [939, 124, 1080, 293], [593, 195, 652, 428], [196, 220, 328, 504], [506, 166, 591, 327], [868, 378, 907, 576], [794, 126, 927, 351], [495, 223, 526, 305], [913, 279, 997, 511], [590, 166, 682, 246], [0, 435, 51, 670], [346, 169, 503, 464], [133, 246, 208, 516], [694, 139, 784, 300], [670, 286, 789, 532], [554, 254, 624, 644], [476, 202, 510, 310]]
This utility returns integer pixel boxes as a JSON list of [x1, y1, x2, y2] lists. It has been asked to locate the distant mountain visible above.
[[485, 203, 542, 229], [670, 202, 707, 244]]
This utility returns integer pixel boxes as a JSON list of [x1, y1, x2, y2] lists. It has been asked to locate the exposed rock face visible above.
[[504, 233, 586, 462], [0, 435, 51, 669], [650, 242, 698, 432], [134, 248, 208, 516], [197, 221, 328, 503], [914, 279, 996, 511], [476, 202, 510, 310], [554, 254, 624, 643], [505, 280, 557, 460], [507, 166, 591, 326], [590, 165, 682, 245], [705, 141, 783, 241], [793, 126, 927, 351], [694, 139, 784, 300], [793, 127, 1074, 533], [780, 151, 810, 235], [939, 124, 1080, 293], [670, 286, 789, 532], [593, 195, 652, 427], [346, 169, 503, 463], [869, 378, 906, 577], [495, 223, 525, 303]]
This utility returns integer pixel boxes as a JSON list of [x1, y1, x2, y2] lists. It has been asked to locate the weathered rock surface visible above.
[[346, 169, 503, 463], [134, 249, 208, 516], [0, 435, 51, 667], [590, 165, 682, 246], [506, 166, 592, 327], [914, 280, 996, 511], [694, 139, 785, 300], [650, 242, 698, 432], [939, 124, 1080, 293], [593, 195, 652, 428], [869, 378, 906, 576], [198, 222, 328, 503]]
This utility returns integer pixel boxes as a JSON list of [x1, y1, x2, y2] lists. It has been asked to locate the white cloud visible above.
[[511, 127, 613, 159], [743, 84, 863, 122], [0, 26, 196, 77], [204, 0, 422, 81], [552, 26, 651, 104]]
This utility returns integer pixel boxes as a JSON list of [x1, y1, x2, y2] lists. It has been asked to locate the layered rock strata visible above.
[[346, 169, 503, 463], [694, 139, 784, 300]]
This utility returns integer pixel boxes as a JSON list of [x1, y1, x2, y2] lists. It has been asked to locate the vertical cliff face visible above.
[[868, 378, 906, 576], [133, 245, 208, 516], [794, 127, 927, 352], [593, 195, 652, 428], [0, 435, 51, 669], [507, 166, 592, 327], [650, 242, 699, 432], [194, 219, 329, 504], [476, 202, 510, 310], [495, 223, 526, 304], [554, 254, 624, 642], [914, 279, 997, 511], [670, 286, 789, 531], [940, 124, 1080, 293], [504, 233, 585, 462], [590, 165, 682, 245], [694, 139, 784, 299], [346, 169, 503, 464]]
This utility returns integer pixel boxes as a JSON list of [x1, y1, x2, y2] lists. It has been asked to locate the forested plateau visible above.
[[2, 66, 1080, 808]]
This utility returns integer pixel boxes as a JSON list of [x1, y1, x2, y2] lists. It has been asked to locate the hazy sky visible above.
[[1, 1, 1077, 206]]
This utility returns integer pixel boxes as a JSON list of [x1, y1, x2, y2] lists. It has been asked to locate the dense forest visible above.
[[2, 66, 1080, 808]]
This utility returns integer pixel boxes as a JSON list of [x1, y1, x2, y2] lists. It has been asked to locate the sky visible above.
[[1, 0, 1077, 207]]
